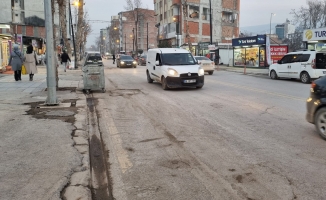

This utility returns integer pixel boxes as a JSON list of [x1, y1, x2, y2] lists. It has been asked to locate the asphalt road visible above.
[[93, 59, 326, 200]]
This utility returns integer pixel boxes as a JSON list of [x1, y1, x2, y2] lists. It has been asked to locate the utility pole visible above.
[[44, 0, 58, 105], [124, 34, 126, 52], [68, 2, 77, 69], [146, 22, 148, 50], [132, 28, 134, 52]]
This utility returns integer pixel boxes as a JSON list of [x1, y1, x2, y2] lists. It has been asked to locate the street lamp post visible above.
[[209, 0, 214, 61], [270, 13, 276, 35], [68, 2, 77, 69], [132, 28, 134, 51], [147, 22, 148, 50]]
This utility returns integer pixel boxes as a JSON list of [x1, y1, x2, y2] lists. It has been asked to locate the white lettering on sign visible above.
[[270, 47, 287, 52]]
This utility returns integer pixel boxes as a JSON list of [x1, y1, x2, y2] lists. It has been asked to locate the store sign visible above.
[[303, 28, 326, 41], [257, 35, 266, 44], [270, 46, 288, 63], [232, 36, 258, 46], [198, 42, 210, 49]]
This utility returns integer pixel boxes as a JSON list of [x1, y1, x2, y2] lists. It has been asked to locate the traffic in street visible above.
[[90, 58, 326, 200]]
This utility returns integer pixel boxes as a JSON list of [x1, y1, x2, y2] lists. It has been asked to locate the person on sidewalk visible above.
[[112, 54, 116, 64], [60, 50, 71, 72], [24, 43, 38, 81], [9, 44, 23, 81]]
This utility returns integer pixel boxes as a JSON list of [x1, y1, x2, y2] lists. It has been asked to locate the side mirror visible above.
[[155, 61, 160, 66], [277, 60, 281, 64]]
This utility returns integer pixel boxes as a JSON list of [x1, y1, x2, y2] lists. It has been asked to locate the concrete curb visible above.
[[62, 91, 92, 200]]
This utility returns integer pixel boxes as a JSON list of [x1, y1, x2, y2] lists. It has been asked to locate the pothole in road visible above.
[[108, 89, 142, 97]]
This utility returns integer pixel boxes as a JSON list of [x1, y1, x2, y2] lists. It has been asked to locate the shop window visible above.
[[234, 48, 246, 66], [246, 47, 259, 67], [259, 47, 265, 67], [189, 5, 199, 19]]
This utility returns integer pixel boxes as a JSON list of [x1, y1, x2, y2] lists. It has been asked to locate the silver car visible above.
[[194, 56, 215, 75]]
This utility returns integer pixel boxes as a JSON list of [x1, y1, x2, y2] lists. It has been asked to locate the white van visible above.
[[146, 48, 204, 90], [269, 50, 326, 83]]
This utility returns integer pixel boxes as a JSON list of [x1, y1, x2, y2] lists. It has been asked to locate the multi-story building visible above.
[[117, 8, 157, 55], [108, 16, 120, 54], [275, 19, 295, 40], [154, 0, 240, 55], [100, 28, 108, 55]]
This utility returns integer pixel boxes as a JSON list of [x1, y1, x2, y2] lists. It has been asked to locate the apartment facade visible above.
[[154, 0, 240, 55], [116, 9, 157, 55]]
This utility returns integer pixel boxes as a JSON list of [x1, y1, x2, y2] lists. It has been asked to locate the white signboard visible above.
[[303, 28, 326, 41], [208, 45, 216, 50], [266, 36, 272, 65]]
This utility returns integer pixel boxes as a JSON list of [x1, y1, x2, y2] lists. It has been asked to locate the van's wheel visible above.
[[315, 107, 326, 140], [196, 86, 203, 89], [208, 71, 213, 75], [147, 71, 153, 83], [162, 77, 168, 90], [270, 70, 278, 79], [300, 72, 311, 84]]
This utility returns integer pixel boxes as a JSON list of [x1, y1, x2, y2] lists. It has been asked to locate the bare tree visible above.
[[56, 0, 71, 57], [76, 0, 84, 62], [291, 0, 326, 29], [51, 0, 59, 88], [282, 28, 304, 52], [95, 35, 102, 51], [81, 12, 92, 57], [181, 0, 193, 53]]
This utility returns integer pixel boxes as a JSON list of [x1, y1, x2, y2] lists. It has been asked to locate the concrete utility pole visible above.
[[44, 0, 58, 105]]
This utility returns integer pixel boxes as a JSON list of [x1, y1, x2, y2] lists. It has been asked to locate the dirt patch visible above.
[[159, 159, 191, 169], [45, 87, 76, 92], [24, 100, 78, 123], [108, 89, 142, 97]]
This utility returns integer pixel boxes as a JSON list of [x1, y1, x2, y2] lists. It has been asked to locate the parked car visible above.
[[269, 50, 326, 84], [83, 52, 102, 67], [138, 55, 147, 66], [146, 48, 204, 90], [194, 56, 215, 75], [117, 55, 137, 68], [306, 76, 326, 140]]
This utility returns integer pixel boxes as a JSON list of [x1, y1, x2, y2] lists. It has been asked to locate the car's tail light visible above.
[[211, 62, 214, 65], [311, 82, 316, 88], [311, 59, 316, 69]]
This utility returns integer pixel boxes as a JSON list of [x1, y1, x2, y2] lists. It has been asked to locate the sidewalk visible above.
[[216, 65, 270, 76], [0, 64, 91, 199]]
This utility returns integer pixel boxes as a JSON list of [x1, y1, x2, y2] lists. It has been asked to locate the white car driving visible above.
[[194, 56, 215, 75]]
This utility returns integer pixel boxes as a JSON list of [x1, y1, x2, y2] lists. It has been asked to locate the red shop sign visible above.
[[270, 46, 288, 63]]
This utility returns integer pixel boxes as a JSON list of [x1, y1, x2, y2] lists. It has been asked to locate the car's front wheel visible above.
[[208, 71, 213, 75], [147, 71, 153, 83], [315, 107, 326, 140], [270, 70, 278, 79], [161, 76, 168, 90]]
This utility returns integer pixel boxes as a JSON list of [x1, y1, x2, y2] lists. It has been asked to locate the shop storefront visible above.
[[0, 34, 11, 72], [232, 35, 288, 67], [303, 28, 326, 51]]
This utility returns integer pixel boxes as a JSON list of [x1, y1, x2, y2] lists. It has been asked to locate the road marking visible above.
[[212, 80, 307, 101], [103, 110, 133, 173]]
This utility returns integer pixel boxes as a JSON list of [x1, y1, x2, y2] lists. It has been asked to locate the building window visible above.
[[164, 11, 167, 19], [203, 8, 209, 20], [189, 5, 199, 19], [160, 14, 162, 21], [222, 11, 235, 23]]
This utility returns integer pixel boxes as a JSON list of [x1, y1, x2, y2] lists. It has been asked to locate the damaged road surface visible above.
[[89, 59, 326, 200]]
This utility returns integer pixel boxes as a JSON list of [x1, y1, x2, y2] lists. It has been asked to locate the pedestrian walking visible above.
[[60, 50, 71, 72], [9, 44, 23, 81], [112, 54, 116, 64], [24, 43, 38, 81]]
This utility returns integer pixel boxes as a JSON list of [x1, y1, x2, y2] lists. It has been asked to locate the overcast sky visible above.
[[85, 0, 308, 47]]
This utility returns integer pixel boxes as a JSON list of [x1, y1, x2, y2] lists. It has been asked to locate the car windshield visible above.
[[195, 56, 210, 61], [161, 53, 195, 65], [120, 55, 133, 60]]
